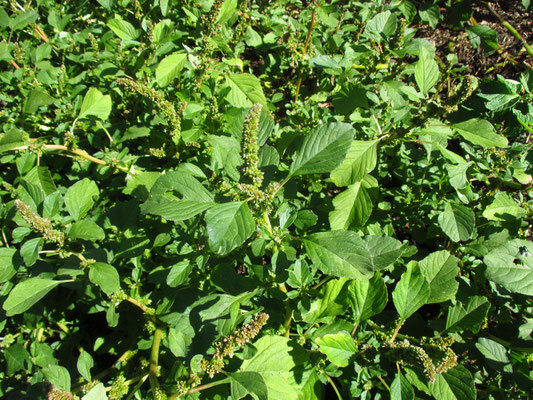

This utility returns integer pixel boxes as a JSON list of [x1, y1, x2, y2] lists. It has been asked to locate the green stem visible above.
[[327, 376, 343, 400], [390, 321, 403, 343], [125, 374, 149, 400], [487, 333, 533, 353], [187, 378, 231, 394], [295, 5, 317, 102], [149, 328, 163, 394], [283, 308, 293, 338]]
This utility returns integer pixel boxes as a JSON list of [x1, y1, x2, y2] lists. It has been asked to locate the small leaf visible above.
[[42, 364, 71, 392], [329, 182, 372, 230], [438, 203, 475, 242], [0, 248, 17, 283], [429, 365, 475, 400], [141, 197, 213, 221], [364, 11, 397, 42], [392, 262, 430, 321], [10, 10, 38, 30], [330, 139, 378, 186], [289, 122, 354, 177], [391, 372, 415, 400], [81, 383, 108, 400], [20, 237, 43, 266], [475, 338, 509, 365], [315, 332, 357, 367], [64, 178, 99, 221], [68, 220, 105, 241], [23, 89, 55, 114], [415, 47, 439, 94], [226, 73, 266, 107], [107, 18, 138, 40], [482, 192, 525, 221], [484, 239, 533, 295], [78, 88, 112, 121], [156, 52, 187, 87], [204, 202, 255, 255], [77, 351, 94, 381], [443, 296, 490, 334], [89, 263, 121, 295], [348, 273, 388, 323], [419, 251, 459, 304], [4, 343, 31, 375], [452, 118, 508, 148], [3, 278, 64, 316]]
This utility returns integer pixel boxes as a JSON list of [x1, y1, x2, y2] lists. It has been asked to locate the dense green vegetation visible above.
[[0, 0, 532, 399]]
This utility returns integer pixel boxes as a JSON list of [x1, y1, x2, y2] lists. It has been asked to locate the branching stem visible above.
[[295, 6, 317, 102], [149, 328, 163, 394]]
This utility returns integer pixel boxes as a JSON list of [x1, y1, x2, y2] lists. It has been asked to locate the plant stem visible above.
[[125, 374, 149, 400], [390, 321, 403, 343], [283, 308, 293, 338], [327, 376, 343, 400], [351, 321, 359, 337], [377, 375, 390, 391], [149, 328, 163, 394], [294, 6, 317, 102], [187, 378, 230, 394]]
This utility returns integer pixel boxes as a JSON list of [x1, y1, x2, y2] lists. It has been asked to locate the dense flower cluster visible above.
[[47, 388, 78, 400], [240, 103, 264, 188], [109, 374, 129, 400], [15, 200, 65, 246]]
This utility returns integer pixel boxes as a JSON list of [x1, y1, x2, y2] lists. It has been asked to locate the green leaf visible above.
[[415, 47, 439, 94], [64, 178, 99, 221], [443, 296, 490, 334], [77, 351, 94, 381], [25, 166, 57, 195], [78, 88, 112, 121], [4, 343, 31, 375], [228, 371, 268, 400], [156, 52, 187, 87], [239, 335, 308, 400], [0, 128, 26, 153], [20, 237, 43, 266], [446, 162, 472, 190], [452, 119, 508, 148], [364, 11, 397, 42], [482, 192, 525, 221], [289, 122, 354, 177], [3, 278, 65, 316], [226, 73, 266, 107], [429, 365, 475, 400], [303, 278, 350, 324], [42, 364, 71, 392], [10, 10, 38, 30], [68, 220, 105, 241], [475, 338, 509, 365], [168, 327, 193, 358], [107, 18, 138, 40], [204, 202, 255, 255], [348, 273, 387, 323], [392, 262, 430, 321], [23, 89, 55, 114], [483, 239, 533, 295], [391, 372, 415, 400], [330, 138, 378, 186], [208, 135, 243, 181], [217, 0, 238, 24], [0, 248, 17, 283], [329, 181, 372, 230], [81, 383, 108, 400], [315, 332, 357, 367], [438, 203, 475, 242], [303, 231, 404, 280], [89, 263, 121, 295], [141, 198, 213, 221], [166, 261, 192, 287], [419, 251, 459, 304]]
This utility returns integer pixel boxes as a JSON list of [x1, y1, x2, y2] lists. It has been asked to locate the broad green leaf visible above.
[[208, 135, 243, 181], [392, 262, 430, 321], [364, 11, 397, 42], [107, 18, 138, 40], [475, 338, 509, 365], [0, 128, 26, 153], [10, 10, 38, 30], [2, 278, 64, 316], [204, 202, 255, 255], [329, 182, 372, 230], [239, 335, 308, 400], [330, 139, 378, 186], [438, 203, 475, 242], [0, 248, 17, 283], [482, 192, 525, 221], [77, 351, 94, 381], [20, 237, 43, 266], [443, 296, 490, 334], [452, 119, 508, 148], [391, 372, 415, 400], [348, 273, 387, 323], [415, 47, 439, 94], [150, 170, 213, 202], [25, 166, 57, 195], [64, 178, 99, 221], [68, 220, 105, 241], [43, 365, 71, 391], [217, 0, 238, 24], [228, 371, 268, 400], [315, 332, 357, 367], [483, 239, 533, 295], [226, 73, 266, 107], [156, 52, 187, 87], [446, 162, 472, 190], [429, 365, 475, 400], [89, 263, 120, 295], [141, 197, 213, 221], [419, 251, 459, 303], [0, 41, 11, 61], [302, 278, 350, 324], [166, 261, 192, 287], [5, 343, 31, 375], [168, 327, 193, 358], [303, 231, 404, 280], [23, 89, 55, 114], [289, 122, 354, 177], [78, 88, 112, 121], [81, 383, 108, 400]]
